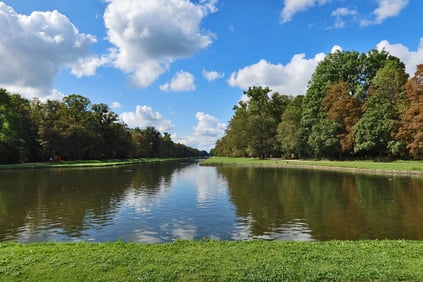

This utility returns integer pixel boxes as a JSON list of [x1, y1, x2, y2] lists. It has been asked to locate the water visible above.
[[0, 160, 422, 243]]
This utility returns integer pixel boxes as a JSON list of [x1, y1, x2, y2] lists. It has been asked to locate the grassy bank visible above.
[[0, 158, 189, 170], [1, 240, 423, 281], [201, 157, 423, 175]]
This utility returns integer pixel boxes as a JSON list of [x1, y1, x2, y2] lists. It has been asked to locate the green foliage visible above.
[[277, 95, 303, 157], [214, 86, 289, 159], [0, 89, 203, 164], [308, 119, 342, 159], [0, 89, 40, 163], [354, 60, 408, 158], [213, 48, 417, 161]]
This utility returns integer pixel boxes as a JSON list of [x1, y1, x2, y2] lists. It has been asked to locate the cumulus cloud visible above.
[[103, 0, 217, 88], [281, 0, 332, 23], [0, 2, 100, 98], [120, 105, 175, 132], [160, 71, 196, 92], [361, 0, 409, 26], [228, 52, 326, 95], [376, 39, 423, 75], [202, 69, 224, 81], [178, 112, 226, 151], [69, 53, 112, 78]]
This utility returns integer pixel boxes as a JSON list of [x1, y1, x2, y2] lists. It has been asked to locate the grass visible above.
[[1, 240, 423, 281], [0, 158, 188, 170], [201, 157, 423, 175]]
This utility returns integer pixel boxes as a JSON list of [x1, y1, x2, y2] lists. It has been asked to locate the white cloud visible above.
[[103, 0, 217, 88], [178, 112, 226, 151], [202, 69, 224, 81], [0, 2, 98, 99], [376, 39, 423, 76], [69, 53, 112, 78], [331, 7, 358, 17], [228, 52, 326, 95], [160, 71, 196, 92], [331, 45, 343, 53], [281, 0, 332, 23], [361, 0, 409, 26], [374, 0, 409, 23], [110, 101, 122, 109], [330, 7, 358, 29], [119, 105, 175, 132]]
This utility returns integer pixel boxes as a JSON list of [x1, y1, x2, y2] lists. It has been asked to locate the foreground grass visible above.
[[0, 158, 187, 170], [202, 157, 423, 175], [1, 240, 423, 281]]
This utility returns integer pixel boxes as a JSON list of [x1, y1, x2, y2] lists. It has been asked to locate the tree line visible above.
[[212, 49, 423, 160], [0, 90, 206, 164]]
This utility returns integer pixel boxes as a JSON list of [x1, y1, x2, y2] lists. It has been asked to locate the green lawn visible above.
[[201, 157, 423, 175], [1, 240, 423, 281]]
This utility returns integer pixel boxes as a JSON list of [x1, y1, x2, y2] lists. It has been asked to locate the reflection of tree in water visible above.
[[0, 161, 193, 242], [218, 167, 310, 237], [129, 161, 191, 192], [218, 166, 423, 240]]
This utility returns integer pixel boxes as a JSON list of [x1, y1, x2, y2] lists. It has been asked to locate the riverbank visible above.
[[201, 157, 423, 176], [0, 158, 193, 170], [1, 240, 422, 281]]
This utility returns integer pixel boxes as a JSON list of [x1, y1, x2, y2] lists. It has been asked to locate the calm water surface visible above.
[[1, 160, 422, 243]]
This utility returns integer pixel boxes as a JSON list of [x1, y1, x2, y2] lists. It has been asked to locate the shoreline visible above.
[[0, 157, 195, 170], [201, 157, 423, 176]]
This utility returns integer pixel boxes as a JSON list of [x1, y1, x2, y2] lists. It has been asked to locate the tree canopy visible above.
[[213, 49, 422, 160], [0, 90, 205, 164]]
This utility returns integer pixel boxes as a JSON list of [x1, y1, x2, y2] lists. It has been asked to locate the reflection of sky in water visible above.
[[112, 163, 237, 242], [8, 162, 317, 243], [9, 161, 415, 243]]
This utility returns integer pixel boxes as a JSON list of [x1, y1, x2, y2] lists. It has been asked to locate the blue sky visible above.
[[0, 0, 422, 151]]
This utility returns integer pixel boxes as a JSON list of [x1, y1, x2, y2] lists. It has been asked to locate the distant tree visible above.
[[159, 132, 174, 158], [277, 95, 303, 158], [131, 126, 161, 158], [214, 101, 249, 157], [245, 86, 288, 158], [90, 103, 131, 159]]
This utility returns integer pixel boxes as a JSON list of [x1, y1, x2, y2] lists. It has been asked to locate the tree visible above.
[[220, 101, 250, 157], [322, 81, 362, 155], [277, 95, 303, 158], [396, 64, 423, 159], [354, 60, 408, 158], [0, 89, 21, 163], [0, 89, 39, 163], [131, 127, 161, 158], [301, 49, 403, 158], [56, 95, 95, 160], [244, 87, 280, 158], [353, 96, 396, 158], [300, 50, 362, 158], [159, 132, 174, 158], [90, 103, 129, 159]]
